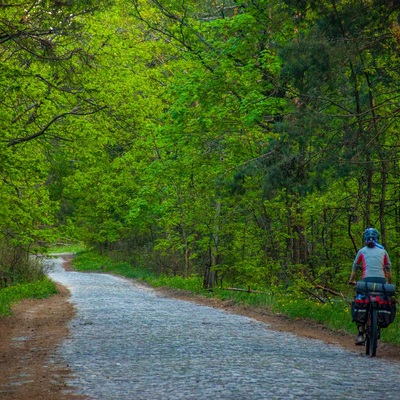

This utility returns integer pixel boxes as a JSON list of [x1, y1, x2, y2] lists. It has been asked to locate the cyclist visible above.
[[348, 227, 392, 345]]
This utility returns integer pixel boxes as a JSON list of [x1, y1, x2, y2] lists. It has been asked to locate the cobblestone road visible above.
[[47, 256, 400, 400]]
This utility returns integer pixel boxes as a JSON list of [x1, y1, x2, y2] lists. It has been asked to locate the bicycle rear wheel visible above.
[[368, 307, 378, 357]]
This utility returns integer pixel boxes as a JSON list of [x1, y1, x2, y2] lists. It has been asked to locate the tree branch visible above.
[[6, 106, 107, 146]]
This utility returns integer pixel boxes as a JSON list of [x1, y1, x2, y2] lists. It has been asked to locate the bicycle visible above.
[[351, 281, 396, 357]]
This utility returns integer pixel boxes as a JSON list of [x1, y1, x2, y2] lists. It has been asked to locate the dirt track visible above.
[[0, 282, 83, 399]]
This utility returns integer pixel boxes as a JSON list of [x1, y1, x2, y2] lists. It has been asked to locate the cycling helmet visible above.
[[363, 227, 379, 242]]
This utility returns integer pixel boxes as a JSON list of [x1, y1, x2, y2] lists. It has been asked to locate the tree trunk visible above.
[[379, 159, 387, 246], [203, 201, 220, 289]]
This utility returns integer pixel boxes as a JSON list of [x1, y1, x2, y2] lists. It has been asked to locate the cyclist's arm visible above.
[[384, 251, 392, 283], [349, 251, 362, 284], [349, 270, 357, 285]]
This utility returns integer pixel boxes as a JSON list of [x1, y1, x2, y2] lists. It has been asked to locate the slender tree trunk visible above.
[[204, 200, 220, 289], [379, 159, 387, 246]]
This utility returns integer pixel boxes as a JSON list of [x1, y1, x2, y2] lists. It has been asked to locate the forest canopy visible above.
[[1, 0, 400, 293]]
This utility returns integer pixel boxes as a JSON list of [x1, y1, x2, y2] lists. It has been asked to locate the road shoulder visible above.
[[0, 260, 84, 400]]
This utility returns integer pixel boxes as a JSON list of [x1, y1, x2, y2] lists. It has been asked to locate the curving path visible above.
[[47, 256, 400, 400]]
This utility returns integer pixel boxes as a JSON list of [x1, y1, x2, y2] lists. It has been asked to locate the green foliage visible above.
[[0, 278, 58, 317], [0, 243, 50, 288], [0, 0, 116, 255], [2, 0, 400, 299]]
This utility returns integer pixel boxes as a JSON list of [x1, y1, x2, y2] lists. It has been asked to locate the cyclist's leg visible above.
[[355, 323, 365, 345]]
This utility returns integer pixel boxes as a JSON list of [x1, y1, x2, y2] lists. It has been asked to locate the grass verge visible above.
[[48, 243, 86, 254], [0, 277, 58, 317]]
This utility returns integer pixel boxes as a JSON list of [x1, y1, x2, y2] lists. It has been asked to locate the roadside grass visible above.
[[146, 274, 205, 293], [70, 250, 400, 346], [0, 243, 83, 318], [0, 277, 58, 317], [48, 243, 86, 254], [72, 250, 154, 280]]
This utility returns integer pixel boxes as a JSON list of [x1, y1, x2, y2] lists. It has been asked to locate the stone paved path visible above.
[[47, 256, 400, 399]]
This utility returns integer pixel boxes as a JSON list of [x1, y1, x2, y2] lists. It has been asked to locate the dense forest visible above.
[[1, 0, 400, 295]]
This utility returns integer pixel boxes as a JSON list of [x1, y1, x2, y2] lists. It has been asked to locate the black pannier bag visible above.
[[351, 294, 369, 325], [377, 295, 397, 328]]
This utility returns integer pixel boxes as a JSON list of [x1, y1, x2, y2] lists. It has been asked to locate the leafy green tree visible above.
[[3, 0, 400, 297], [0, 0, 113, 284], [123, 0, 400, 293]]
